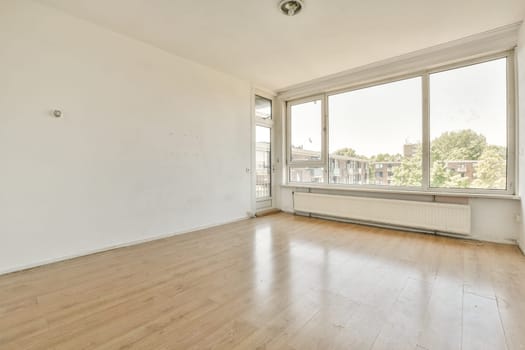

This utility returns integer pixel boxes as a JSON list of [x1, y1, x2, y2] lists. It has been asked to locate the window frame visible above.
[[285, 50, 516, 196], [325, 74, 424, 192], [286, 94, 326, 168], [255, 94, 274, 202]]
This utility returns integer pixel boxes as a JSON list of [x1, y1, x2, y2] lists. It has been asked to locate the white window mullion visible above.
[[507, 53, 516, 194], [422, 73, 431, 191], [323, 93, 329, 184]]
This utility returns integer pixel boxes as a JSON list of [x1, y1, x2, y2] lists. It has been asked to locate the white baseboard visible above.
[[0, 216, 249, 276], [468, 235, 518, 245]]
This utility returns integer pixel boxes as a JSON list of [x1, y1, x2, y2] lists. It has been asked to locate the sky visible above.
[[290, 58, 508, 158]]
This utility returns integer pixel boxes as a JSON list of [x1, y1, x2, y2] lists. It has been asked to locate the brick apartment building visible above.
[[289, 146, 479, 185]]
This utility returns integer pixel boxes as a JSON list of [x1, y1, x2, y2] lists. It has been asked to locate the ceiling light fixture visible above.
[[279, 0, 304, 16]]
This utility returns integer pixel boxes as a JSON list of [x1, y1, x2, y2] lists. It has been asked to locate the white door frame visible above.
[[251, 88, 276, 214]]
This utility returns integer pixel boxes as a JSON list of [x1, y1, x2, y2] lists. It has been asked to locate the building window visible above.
[[286, 52, 514, 194]]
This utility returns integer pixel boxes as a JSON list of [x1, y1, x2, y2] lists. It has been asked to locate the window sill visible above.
[[281, 183, 520, 200]]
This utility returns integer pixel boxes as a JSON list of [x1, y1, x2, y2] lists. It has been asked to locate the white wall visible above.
[[518, 22, 525, 253], [0, 0, 252, 274]]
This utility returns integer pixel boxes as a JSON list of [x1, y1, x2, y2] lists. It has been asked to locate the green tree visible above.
[[472, 145, 506, 189], [430, 161, 468, 188], [392, 143, 422, 186], [332, 147, 367, 159], [336, 130, 505, 189], [371, 153, 402, 162], [431, 129, 487, 161]]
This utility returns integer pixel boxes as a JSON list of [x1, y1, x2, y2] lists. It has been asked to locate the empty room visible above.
[[2, 0, 525, 349]]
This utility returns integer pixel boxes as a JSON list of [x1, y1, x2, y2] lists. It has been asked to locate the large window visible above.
[[429, 58, 508, 190], [328, 77, 422, 187], [287, 53, 514, 195]]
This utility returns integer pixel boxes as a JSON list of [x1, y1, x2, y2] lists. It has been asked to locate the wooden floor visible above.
[[1, 213, 525, 350]]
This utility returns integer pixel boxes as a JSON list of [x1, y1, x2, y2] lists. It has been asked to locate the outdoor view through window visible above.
[[290, 99, 322, 162], [289, 57, 509, 191], [429, 58, 507, 190], [328, 77, 422, 186], [255, 95, 272, 199]]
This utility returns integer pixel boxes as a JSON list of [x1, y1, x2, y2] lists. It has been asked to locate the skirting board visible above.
[[0, 215, 250, 276]]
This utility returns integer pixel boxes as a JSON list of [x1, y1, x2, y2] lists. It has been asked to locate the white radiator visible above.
[[293, 192, 471, 235]]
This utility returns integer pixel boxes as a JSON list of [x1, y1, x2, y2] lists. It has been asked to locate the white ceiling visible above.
[[36, 0, 525, 91]]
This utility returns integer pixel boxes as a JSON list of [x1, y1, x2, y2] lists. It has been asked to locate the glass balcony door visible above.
[[254, 95, 273, 211]]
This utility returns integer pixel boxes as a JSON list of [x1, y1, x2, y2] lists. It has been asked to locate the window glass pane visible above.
[[255, 126, 271, 198], [328, 77, 422, 186], [289, 167, 324, 184], [290, 99, 322, 162], [255, 95, 272, 120], [430, 58, 507, 190]]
